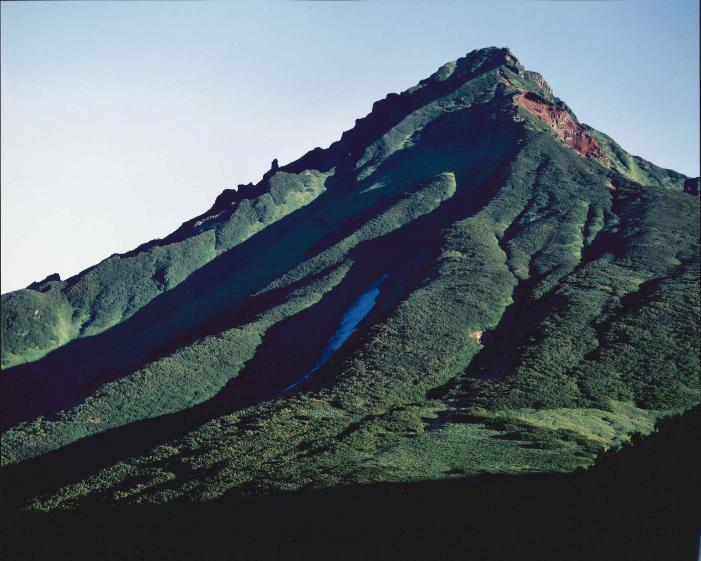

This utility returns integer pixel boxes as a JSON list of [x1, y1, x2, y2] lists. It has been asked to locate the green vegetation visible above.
[[1, 47, 698, 518], [588, 127, 687, 190], [1, 170, 330, 369], [2, 173, 457, 465], [261, 172, 456, 293], [0, 263, 351, 465], [456, 177, 699, 412]]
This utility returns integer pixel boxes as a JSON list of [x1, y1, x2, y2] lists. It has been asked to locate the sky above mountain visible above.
[[1, 0, 699, 293]]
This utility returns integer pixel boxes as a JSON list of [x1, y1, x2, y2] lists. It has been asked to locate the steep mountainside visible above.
[[1, 47, 698, 514]]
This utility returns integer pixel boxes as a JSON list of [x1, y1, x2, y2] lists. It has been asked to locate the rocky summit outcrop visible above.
[[26, 273, 61, 292], [514, 91, 608, 163]]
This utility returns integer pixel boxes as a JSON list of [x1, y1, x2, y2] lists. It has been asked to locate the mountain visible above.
[[1, 45, 698, 532]]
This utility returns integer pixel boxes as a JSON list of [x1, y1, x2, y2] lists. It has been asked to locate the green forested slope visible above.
[[0, 47, 698, 514], [1, 170, 330, 368]]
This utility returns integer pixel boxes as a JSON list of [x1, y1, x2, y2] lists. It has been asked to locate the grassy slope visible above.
[[1, 171, 331, 368], [0, 47, 698, 512], [589, 127, 688, 190]]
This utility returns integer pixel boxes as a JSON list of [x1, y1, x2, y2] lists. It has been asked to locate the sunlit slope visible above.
[[0, 47, 698, 511], [0, 170, 331, 368]]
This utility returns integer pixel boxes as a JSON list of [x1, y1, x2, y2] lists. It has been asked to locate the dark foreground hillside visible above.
[[2, 407, 698, 561]]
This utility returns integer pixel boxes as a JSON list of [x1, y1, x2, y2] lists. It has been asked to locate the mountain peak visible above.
[[1, 45, 698, 535], [428, 46, 515, 80]]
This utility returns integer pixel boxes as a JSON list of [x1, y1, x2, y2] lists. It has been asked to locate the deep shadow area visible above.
[[2, 407, 698, 561], [462, 271, 557, 380]]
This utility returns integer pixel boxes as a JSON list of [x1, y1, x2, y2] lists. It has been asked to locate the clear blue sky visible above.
[[1, 0, 699, 293]]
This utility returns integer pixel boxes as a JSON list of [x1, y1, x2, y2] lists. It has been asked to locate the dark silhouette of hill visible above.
[[2, 407, 698, 561]]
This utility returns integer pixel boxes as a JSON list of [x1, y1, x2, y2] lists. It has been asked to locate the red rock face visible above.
[[683, 177, 700, 196], [515, 92, 607, 163]]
